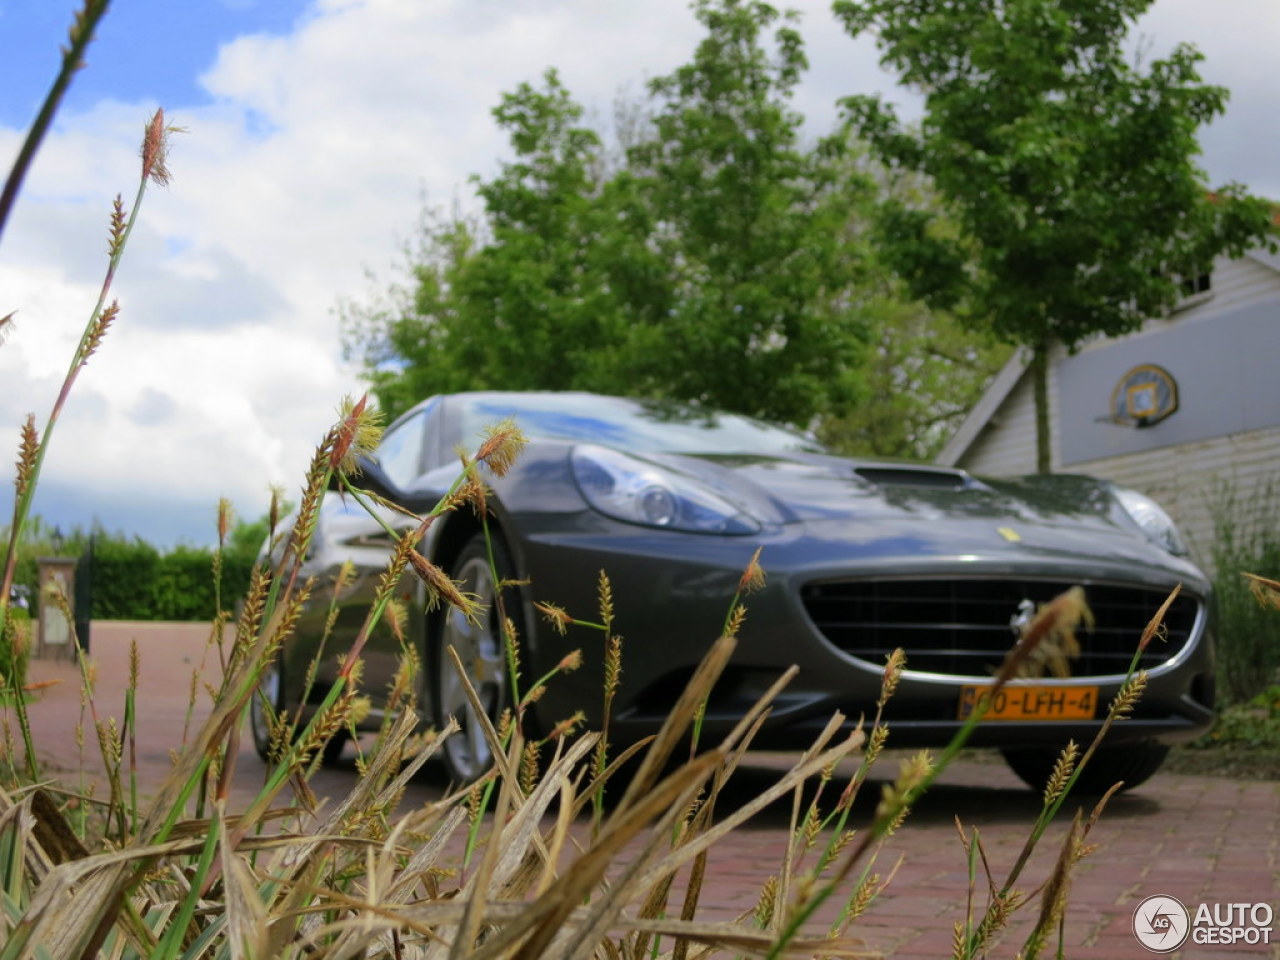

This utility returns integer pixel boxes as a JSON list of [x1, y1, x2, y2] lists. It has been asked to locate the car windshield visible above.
[[453, 393, 824, 456]]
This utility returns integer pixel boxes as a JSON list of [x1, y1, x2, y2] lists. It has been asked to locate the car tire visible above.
[[432, 534, 514, 785], [249, 658, 347, 766], [1001, 742, 1171, 794], [250, 659, 285, 763]]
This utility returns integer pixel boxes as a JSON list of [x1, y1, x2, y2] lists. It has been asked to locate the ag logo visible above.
[[1132, 895, 1190, 952]]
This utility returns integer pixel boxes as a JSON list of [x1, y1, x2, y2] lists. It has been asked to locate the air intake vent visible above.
[[854, 466, 969, 489], [801, 578, 1198, 677]]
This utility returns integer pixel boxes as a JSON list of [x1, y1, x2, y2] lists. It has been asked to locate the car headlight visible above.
[[571, 445, 759, 534], [1113, 486, 1187, 555]]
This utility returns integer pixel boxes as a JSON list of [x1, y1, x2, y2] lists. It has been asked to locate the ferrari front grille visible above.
[[800, 578, 1198, 677]]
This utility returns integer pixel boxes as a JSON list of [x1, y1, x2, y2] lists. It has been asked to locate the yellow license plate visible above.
[[958, 684, 1098, 721]]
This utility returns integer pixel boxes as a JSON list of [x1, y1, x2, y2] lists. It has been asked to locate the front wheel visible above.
[[249, 658, 347, 766], [250, 659, 285, 763], [1001, 743, 1170, 794], [433, 535, 513, 785]]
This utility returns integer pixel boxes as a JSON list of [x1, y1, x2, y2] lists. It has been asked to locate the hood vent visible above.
[[854, 466, 970, 490]]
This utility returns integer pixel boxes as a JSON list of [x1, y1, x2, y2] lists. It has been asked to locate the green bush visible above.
[[0, 606, 31, 694], [1210, 484, 1280, 703], [88, 535, 165, 620], [77, 536, 259, 622]]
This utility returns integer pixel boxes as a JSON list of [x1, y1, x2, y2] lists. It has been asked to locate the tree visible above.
[[819, 294, 1009, 460], [344, 0, 875, 428], [816, 157, 1011, 459], [341, 70, 654, 416], [614, 0, 870, 423], [834, 0, 1277, 471]]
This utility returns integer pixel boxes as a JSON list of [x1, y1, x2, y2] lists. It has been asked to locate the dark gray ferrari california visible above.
[[252, 391, 1216, 791]]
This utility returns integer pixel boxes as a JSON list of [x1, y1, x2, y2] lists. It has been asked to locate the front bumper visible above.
[[509, 514, 1216, 750]]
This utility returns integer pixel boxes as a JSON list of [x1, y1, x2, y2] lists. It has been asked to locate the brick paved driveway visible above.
[[16, 622, 1279, 958]]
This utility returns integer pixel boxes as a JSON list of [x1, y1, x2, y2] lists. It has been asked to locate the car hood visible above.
[[651, 452, 1104, 523], [647, 452, 1188, 570]]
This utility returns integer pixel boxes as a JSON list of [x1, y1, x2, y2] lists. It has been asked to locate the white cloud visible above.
[[1, 0, 1275, 546]]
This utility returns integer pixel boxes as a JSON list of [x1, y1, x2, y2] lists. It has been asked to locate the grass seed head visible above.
[[96, 716, 122, 767], [216, 498, 232, 546], [844, 872, 882, 923], [972, 889, 1022, 951], [520, 740, 541, 794], [458, 475, 488, 515], [1137, 584, 1180, 652], [408, 550, 477, 619], [1109, 671, 1147, 720], [876, 749, 933, 825], [597, 569, 614, 626], [725, 604, 748, 639], [268, 484, 284, 534], [865, 724, 889, 765], [349, 695, 372, 726], [738, 547, 766, 595], [535, 601, 572, 636], [879, 648, 905, 707], [546, 711, 585, 741], [107, 194, 126, 256], [998, 585, 1092, 684], [1044, 740, 1079, 804], [329, 393, 383, 476], [14, 415, 38, 498], [140, 108, 182, 186], [474, 417, 526, 477], [754, 874, 779, 928], [386, 596, 408, 645], [79, 300, 118, 366], [604, 634, 622, 697]]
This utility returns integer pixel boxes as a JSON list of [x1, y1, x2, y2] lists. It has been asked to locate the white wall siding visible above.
[[957, 372, 1036, 476], [1067, 427, 1280, 574], [1194, 254, 1280, 317]]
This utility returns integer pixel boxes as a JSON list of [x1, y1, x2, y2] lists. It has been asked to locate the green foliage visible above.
[[819, 294, 1010, 459], [88, 535, 163, 619], [616, 0, 869, 423], [0, 513, 262, 624], [817, 167, 1011, 459], [345, 0, 881, 428], [1190, 687, 1280, 749], [355, 70, 667, 414], [88, 532, 258, 622], [1209, 484, 1280, 703], [834, 0, 1277, 468], [0, 606, 30, 692]]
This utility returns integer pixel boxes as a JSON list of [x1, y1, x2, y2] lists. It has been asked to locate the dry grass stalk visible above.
[[1244, 571, 1280, 609]]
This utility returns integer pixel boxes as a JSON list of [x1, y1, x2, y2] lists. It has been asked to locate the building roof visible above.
[[935, 348, 1029, 467]]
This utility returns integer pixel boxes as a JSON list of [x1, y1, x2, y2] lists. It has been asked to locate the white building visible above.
[[936, 249, 1280, 570]]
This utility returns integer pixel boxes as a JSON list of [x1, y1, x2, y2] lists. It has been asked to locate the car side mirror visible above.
[[329, 454, 398, 500]]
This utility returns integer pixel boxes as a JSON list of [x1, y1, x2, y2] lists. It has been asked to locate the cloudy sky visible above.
[[1, 0, 1276, 549]]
